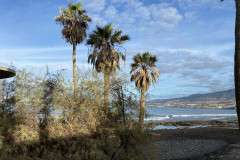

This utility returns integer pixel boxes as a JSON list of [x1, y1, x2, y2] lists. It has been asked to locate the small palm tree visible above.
[[54, 1, 91, 96], [87, 24, 130, 111], [130, 52, 160, 132]]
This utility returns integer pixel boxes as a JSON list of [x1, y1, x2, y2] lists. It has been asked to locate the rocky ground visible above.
[[202, 142, 240, 160], [140, 125, 240, 160], [152, 138, 228, 160]]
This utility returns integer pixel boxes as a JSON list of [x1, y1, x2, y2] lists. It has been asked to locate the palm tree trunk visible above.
[[73, 43, 78, 96], [104, 73, 110, 113], [139, 87, 145, 132], [235, 0, 240, 131]]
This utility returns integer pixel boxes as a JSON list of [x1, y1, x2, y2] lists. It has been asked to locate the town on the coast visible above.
[[148, 100, 235, 109]]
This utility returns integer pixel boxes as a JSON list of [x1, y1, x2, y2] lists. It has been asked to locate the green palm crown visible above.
[[130, 52, 160, 91], [87, 24, 130, 74], [54, 2, 92, 45]]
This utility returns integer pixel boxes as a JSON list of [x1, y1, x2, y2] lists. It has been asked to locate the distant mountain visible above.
[[149, 89, 235, 103]]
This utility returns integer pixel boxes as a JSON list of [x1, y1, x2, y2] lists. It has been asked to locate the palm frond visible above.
[[119, 35, 130, 44], [88, 54, 93, 63], [68, 2, 74, 9], [130, 71, 137, 80], [130, 63, 139, 74], [112, 30, 122, 39], [130, 72, 138, 82], [86, 24, 129, 74], [112, 49, 119, 61], [133, 54, 141, 63], [119, 52, 126, 61], [146, 71, 151, 89], [151, 72, 157, 84], [83, 15, 92, 22], [130, 52, 160, 90], [55, 2, 91, 45], [76, 2, 82, 11], [110, 30, 121, 44], [136, 78, 142, 88], [153, 69, 160, 78], [149, 56, 157, 67], [140, 76, 146, 89]]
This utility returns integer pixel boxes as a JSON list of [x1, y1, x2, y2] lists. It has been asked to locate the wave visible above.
[[145, 113, 237, 122], [153, 125, 212, 130], [170, 114, 236, 117], [145, 116, 170, 121]]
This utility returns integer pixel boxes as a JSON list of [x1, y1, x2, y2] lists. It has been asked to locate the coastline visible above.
[[145, 107, 238, 123], [146, 120, 238, 130], [147, 105, 236, 110]]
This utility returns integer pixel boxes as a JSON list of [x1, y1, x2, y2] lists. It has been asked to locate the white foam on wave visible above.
[[152, 125, 213, 130], [145, 113, 237, 122], [145, 116, 170, 121], [171, 114, 236, 117], [153, 125, 178, 130], [189, 125, 212, 129]]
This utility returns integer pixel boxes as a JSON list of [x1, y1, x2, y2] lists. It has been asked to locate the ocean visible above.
[[145, 107, 237, 122]]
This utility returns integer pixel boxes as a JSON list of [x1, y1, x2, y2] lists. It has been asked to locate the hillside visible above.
[[149, 89, 235, 103]]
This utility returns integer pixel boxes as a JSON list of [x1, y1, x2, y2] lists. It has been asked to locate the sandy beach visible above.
[[140, 124, 240, 160]]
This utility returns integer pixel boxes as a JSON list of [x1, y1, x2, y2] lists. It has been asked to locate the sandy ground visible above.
[[140, 126, 240, 160]]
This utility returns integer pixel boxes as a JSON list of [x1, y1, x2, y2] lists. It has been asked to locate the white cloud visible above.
[[104, 5, 117, 20], [110, 0, 128, 4], [0, 46, 72, 54], [150, 5, 182, 24], [153, 47, 234, 92], [89, 14, 107, 25], [122, 42, 234, 94], [117, 12, 136, 24], [0, 45, 89, 72], [184, 12, 197, 22], [134, 5, 150, 20], [131, 2, 183, 29], [177, 0, 234, 10], [82, 0, 106, 12], [155, 43, 234, 59], [177, 0, 209, 9], [86, 0, 183, 30]]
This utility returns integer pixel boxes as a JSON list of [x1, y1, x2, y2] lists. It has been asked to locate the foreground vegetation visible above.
[[0, 68, 151, 160], [0, 2, 160, 159]]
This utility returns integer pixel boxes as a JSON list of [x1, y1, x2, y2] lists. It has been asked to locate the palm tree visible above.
[[130, 52, 160, 132], [233, 0, 240, 131], [54, 1, 91, 96], [87, 24, 130, 111], [221, 0, 240, 130]]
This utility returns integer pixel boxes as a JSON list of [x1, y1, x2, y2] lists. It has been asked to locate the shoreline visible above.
[[146, 120, 238, 130], [145, 107, 237, 124]]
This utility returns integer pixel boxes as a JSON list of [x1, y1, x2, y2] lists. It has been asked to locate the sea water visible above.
[[145, 107, 237, 122]]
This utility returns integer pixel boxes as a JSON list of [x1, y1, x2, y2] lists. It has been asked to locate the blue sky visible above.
[[0, 0, 236, 99]]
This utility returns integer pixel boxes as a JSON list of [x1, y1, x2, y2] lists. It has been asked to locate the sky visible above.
[[0, 0, 236, 99]]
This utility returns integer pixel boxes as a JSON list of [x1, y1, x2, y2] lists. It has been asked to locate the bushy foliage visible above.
[[0, 68, 151, 160]]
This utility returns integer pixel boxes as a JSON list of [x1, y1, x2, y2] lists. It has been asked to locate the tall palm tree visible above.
[[221, 0, 240, 130], [233, 0, 240, 131], [87, 24, 130, 111], [130, 52, 160, 132], [54, 1, 91, 96]]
